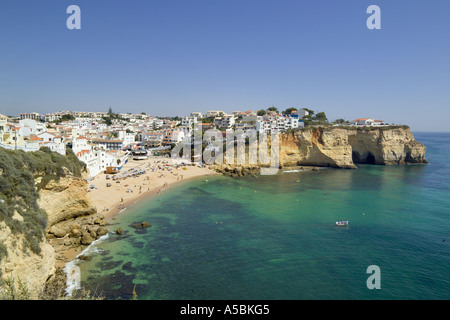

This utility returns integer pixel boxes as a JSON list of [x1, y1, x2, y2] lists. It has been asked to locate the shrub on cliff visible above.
[[0, 276, 31, 300], [0, 146, 86, 257]]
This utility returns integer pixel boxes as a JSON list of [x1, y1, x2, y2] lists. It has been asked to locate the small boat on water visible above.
[[336, 221, 349, 226]]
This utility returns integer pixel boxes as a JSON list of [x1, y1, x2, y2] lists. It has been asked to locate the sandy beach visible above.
[[87, 156, 218, 223], [54, 157, 218, 271]]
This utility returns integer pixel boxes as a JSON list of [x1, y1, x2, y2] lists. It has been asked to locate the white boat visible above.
[[336, 221, 349, 226]]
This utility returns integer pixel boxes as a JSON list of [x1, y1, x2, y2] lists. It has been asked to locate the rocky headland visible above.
[[211, 126, 427, 176]]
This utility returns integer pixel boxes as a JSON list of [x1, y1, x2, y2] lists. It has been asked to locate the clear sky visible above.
[[0, 0, 449, 131]]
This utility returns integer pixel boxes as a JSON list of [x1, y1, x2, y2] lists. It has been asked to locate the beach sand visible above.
[[57, 157, 218, 269], [87, 156, 218, 223]]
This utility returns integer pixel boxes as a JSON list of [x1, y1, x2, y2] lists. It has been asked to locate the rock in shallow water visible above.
[[130, 221, 151, 229]]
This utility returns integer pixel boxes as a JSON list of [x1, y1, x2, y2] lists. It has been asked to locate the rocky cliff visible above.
[[279, 125, 427, 168], [211, 126, 426, 175], [0, 173, 103, 299], [37, 175, 97, 227], [0, 220, 55, 298], [0, 147, 104, 299]]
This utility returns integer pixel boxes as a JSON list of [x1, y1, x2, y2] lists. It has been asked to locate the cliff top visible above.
[[284, 124, 410, 134]]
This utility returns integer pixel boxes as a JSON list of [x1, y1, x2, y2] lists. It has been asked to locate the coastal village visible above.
[[0, 108, 387, 178], [0, 107, 425, 299]]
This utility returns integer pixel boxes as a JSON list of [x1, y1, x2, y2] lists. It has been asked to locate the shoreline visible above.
[[54, 162, 333, 272], [96, 157, 219, 223], [56, 156, 219, 269], [103, 167, 219, 224]]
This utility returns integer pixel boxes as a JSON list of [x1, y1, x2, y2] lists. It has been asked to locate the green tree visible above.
[[103, 117, 112, 126], [203, 117, 215, 123], [313, 112, 328, 123], [302, 108, 315, 116], [333, 119, 348, 125], [267, 106, 278, 113], [257, 109, 266, 116], [60, 114, 75, 121], [282, 107, 297, 115]]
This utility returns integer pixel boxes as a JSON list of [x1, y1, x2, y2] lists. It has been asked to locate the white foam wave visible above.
[[63, 232, 110, 297]]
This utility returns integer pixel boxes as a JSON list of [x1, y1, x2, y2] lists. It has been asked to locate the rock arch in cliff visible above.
[[352, 150, 377, 164]]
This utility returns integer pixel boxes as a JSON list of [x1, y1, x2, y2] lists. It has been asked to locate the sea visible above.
[[69, 132, 450, 300]]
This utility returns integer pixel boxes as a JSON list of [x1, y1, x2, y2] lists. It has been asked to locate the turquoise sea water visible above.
[[76, 132, 450, 300]]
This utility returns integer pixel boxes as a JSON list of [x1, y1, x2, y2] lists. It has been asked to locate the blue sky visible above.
[[0, 0, 449, 131]]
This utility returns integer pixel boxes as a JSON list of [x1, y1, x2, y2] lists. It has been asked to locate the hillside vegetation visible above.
[[0, 147, 86, 263]]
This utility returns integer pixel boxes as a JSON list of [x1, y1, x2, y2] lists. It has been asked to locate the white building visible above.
[[45, 113, 61, 122], [181, 116, 198, 127], [240, 115, 261, 123], [190, 112, 203, 118], [298, 108, 310, 118], [255, 114, 301, 133], [0, 119, 11, 143], [20, 112, 40, 120], [117, 130, 135, 146], [18, 119, 45, 137], [143, 131, 164, 147], [206, 110, 225, 118], [351, 118, 373, 126], [221, 115, 235, 130], [162, 130, 185, 146], [37, 131, 63, 143], [72, 136, 114, 177], [285, 116, 300, 130]]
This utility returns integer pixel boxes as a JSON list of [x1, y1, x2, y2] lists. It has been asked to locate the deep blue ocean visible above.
[[74, 132, 450, 300]]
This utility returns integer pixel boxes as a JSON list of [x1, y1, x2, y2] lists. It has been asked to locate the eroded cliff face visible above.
[[1, 174, 102, 299], [38, 175, 107, 289], [211, 126, 426, 175], [0, 221, 55, 298], [279, 127, 357, 168], [37, 175, 97, 226], [279, 126, 426, 168], [347, 126, 427, 165]]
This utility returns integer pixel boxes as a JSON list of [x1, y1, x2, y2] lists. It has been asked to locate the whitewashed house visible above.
[[117, 130, 135, 146], [162, 130, 185, 146], [190, 112, 203, 118], [181, 116, 198, 127], [298, 108, 310, 118], [72, 136, 114, 177], [215, 115, 235, 130], [18, 119, 45, 137], [206, 110, 225, 118]]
